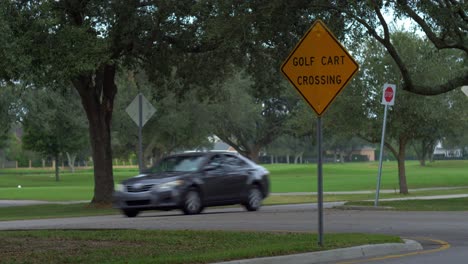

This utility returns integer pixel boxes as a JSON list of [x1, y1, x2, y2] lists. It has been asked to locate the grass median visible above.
[[0, 230, 401, 264]]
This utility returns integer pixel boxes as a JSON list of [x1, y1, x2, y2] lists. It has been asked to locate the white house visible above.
[[433, 141, 463, 158]]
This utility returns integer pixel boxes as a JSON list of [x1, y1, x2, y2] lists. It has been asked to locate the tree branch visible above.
[[162, 35, 223, 53], [312, 2, 467, 95], [396, 1, 468, 53]]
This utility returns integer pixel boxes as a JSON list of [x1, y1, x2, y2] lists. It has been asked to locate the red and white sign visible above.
[[381, 84, 396, 106]]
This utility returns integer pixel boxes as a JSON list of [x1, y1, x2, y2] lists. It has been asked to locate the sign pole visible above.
[[317, 116, 324, 246], [138, 93, 143, 173], [374, 104, 388, 206], [375, 84, 396, 206], [126, 92, 156, 173]]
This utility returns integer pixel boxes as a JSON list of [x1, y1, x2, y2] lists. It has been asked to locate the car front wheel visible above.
[[182, 188, 203, 215], [244, 186, 263, 211], [122, 209, 139, 217]]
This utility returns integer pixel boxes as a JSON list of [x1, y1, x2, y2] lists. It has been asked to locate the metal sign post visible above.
[[374, 104, 388, 206], [375, 84, 396, 206], [126, 93, 156, 173], [138, 94, 143, 172], [317, 117, 324, 246], [280, 20, 359, 247]]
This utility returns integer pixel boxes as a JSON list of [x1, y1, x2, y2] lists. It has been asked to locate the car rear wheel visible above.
[[122, 209, 139, 217], [182, 188, 203, 215], [244, 185, 263, 211]]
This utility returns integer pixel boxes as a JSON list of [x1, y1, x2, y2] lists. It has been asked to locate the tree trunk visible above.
[[66, 152, 76, 173], [54, 153, 60, 182], [427, 142, 436, 163], [248, 145, 261, 163], [385, 136, 409, 195], [397, 154, 409, 194], [294, 151, 303, 164], [73, 65, 117, 205], [397, 137, 409, 194], [419, 158, 426, 166]]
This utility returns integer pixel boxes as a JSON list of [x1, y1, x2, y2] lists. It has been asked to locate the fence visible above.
[[1, 160, 18, 169], [0, 159, 143, 169]]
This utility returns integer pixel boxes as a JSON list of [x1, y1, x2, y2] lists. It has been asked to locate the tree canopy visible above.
[[22, 87, 88, 179], [0, 87, 15, 148], [334, 30, 467, 194], [0, 0, 466, 204], [311, 0, 467, 95]]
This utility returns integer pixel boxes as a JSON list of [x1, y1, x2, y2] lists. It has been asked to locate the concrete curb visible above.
[[333, 205, 395, 211], [213, 239, 422, 264]]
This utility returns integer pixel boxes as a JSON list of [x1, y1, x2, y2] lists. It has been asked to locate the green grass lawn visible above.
[[0, 162, 462, 263], [0, 161, 460, 263], [0, 230, 401, 264], [0, 161, 462, 263], [268, 160, 468, 192], [0, 160, 467, 201]]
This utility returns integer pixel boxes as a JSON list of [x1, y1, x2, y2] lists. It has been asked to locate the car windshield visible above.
[[148, 155, 205, 173]]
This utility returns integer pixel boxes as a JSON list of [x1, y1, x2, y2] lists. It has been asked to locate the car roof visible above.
[[161, 151, 259, 167], [169, 151, 250, 161], [175, 151, 239, 156]]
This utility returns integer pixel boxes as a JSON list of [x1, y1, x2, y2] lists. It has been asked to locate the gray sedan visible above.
[[113, 151, 270, 217]]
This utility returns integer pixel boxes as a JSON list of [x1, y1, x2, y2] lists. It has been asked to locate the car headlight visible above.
[[115, 184, 125, 192], [157, 180, 184, 190]]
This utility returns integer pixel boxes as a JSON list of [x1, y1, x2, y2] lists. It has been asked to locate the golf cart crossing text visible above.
[[292, 56, 345, 85]]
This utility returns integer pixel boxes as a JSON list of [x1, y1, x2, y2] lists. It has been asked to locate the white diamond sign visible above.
[[462, 86, 468, 97], [126, 93, 156, 127]]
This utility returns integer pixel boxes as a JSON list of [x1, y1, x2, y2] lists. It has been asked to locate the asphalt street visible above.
[[2, 203, 468, 263]]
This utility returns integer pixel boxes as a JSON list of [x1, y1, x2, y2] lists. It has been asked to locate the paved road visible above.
[[2, 203, 467, 263]]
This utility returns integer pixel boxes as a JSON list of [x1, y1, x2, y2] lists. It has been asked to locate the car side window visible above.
[[222, 155, 247, 170], [206, 155, 224, 171]]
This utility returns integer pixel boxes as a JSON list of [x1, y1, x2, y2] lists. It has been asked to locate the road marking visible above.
[[336, 237, 450, 264]]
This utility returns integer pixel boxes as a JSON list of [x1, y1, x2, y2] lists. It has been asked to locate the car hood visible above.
[[121, 172, 191, 185]]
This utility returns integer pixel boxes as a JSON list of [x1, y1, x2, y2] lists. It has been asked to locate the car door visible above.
[[221, 154, 250, 201], [201, 154, 230, 203], [202, 154, 249, 203]]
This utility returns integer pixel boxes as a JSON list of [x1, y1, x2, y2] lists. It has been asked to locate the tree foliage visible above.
[[112, 69, 213, 165], [0, 87, 15, 148], [0, 1, 242, 204], [344, 31, 466, 194], [22, 87, 88, 180], [211, 70, 301, 162], [311, 0, 467, 95]]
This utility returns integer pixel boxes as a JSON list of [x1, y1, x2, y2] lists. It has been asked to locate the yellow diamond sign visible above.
[[281, 20, 359, 116]]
